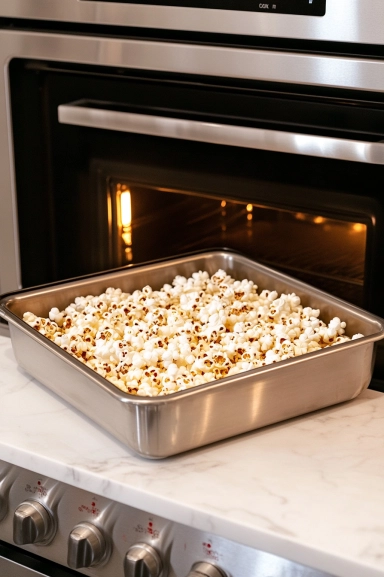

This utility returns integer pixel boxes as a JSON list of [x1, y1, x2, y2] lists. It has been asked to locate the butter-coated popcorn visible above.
[[22, 270, 364, 396]]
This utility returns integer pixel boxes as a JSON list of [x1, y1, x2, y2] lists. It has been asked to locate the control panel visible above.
[[80, 0, 326, 16], [0, 460, 333, 577]]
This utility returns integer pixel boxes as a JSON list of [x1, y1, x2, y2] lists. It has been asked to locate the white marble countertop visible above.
[[1, 334, 384, 577]]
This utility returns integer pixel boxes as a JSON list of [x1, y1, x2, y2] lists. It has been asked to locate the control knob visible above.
[[13, 500, 55, 545], [0, 493, 7, 522], [124, 542, 163, 577], [0, 464, 16, 523], [67, 521, 108, 569], [186, 562, 227, 577]]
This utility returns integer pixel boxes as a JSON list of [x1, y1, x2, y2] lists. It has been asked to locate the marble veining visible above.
[[1, 335, 384, 577]]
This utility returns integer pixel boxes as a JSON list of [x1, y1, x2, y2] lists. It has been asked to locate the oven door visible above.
[[1, 28, 384, 320], [3, 33, 384, 305]]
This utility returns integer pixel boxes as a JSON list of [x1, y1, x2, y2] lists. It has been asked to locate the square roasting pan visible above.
[[1, 250, 384, 459]]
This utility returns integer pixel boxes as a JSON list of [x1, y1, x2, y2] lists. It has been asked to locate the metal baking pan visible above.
[[1, 249, 384, 459]]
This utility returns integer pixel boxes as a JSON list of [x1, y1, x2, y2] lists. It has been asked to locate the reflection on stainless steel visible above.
[[0, 0, 381, 45], [1, 251, 383, 458], [58, 104, 384, 165]]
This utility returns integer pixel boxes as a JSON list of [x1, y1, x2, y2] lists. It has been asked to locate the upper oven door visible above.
[[0, 0, 383, 44], [1, 26, 384, 316], [1, 26, 384, 312]]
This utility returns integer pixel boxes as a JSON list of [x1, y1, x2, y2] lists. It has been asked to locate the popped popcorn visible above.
[[23, 270, 364, 397]]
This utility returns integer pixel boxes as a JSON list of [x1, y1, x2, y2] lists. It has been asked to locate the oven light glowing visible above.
[[352, 223, 365, 233], [246, 204, 253, 212], [122, 229, 132, 246], [221, 200, 227, 208], [118, 188, 133, 262], [314, 216, 325, 224], [125, 246, 133, 261], [120, 190, 132, 227]]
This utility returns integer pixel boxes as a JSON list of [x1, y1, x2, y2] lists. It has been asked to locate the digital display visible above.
[[81, 0, 326, 16]]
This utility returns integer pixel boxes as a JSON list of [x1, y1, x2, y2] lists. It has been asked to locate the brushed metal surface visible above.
[[0, 30, 383, 92], [1, 250, 383, 459], [0, 0, 382, 45], [0, 460, 336, 577], [58, 103, 384, 165]]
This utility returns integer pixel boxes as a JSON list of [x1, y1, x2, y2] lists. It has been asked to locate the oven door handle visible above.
[[58, 101, 384, 165]]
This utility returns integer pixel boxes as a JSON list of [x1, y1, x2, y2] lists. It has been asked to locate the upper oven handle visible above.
[[58, 101, 384, 165]]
